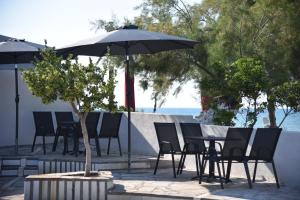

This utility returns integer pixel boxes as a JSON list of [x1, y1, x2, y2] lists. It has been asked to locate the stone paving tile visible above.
[[200, 184, 300, 200], [0, 177, 24, 200], [110, 169, 220, 198], [0, 168, 299, 200], [110, 169, 300, 200]]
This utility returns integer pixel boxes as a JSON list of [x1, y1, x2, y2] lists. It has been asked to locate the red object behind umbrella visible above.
[[125, 71, 135, 111]]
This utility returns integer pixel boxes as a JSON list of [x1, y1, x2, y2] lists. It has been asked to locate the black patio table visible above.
[[185, 136, 226, 181], [58, 121, 80, 156]]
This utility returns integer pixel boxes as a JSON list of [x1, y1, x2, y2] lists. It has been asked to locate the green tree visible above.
[[200, 62, 241, 125], [195, 0, 300, 126], [228, 58, 269, 127], [23, 47, 116, 176], [133, 0, 210, 111], [139, 72, 173, 112], [272, 81, 300, 127], [90, 0, 300, 126]]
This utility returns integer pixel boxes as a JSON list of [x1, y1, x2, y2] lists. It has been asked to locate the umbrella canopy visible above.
[[57, 25, 199, 168], [57, 25, 197, 57], [0, 35, 43, 153], [0, 36, 44, 68]]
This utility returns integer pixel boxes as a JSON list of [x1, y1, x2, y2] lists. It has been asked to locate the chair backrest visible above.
[[33, 112, 55, 136], [249, 128, 282, 161], [180, 123, 206, 153], [154, 122, 181, 154], [99, 112, 122, 138], [85, 112, 101, 138], [55, 112, 74, 127], [222, 128, 253, 161]]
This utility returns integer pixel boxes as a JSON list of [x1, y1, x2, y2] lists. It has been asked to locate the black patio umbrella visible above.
[[57, 25, 199, 168], [0, 35, 43, 153]]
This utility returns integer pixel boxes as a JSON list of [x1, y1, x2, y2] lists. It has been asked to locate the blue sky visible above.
[[1, 0, 200, 108]]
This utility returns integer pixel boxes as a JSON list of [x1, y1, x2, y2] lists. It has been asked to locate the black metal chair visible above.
[[177, 123, 207, 176], [201, 128, 253, 189], [74, 112, 101, 156], [77, 112, 101, 156], [98, 112, 123, 156], [248, 128, 282, 188], [32, 112, 56, 154], [153, 122, 182, 178], [53, 112, 76, 155]]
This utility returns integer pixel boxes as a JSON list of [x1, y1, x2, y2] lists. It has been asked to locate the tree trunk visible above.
[[153, 93, 157, 113], [80, 113, 92, 177], [70, 103, 92, 176], [108, 66, 115, 111], [250, 98, 258, 128], [267, 94, 277, 127]]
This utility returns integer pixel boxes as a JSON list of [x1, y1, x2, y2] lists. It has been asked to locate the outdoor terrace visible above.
[[0, 141, 300, 200], [0, 113, 300, 200]]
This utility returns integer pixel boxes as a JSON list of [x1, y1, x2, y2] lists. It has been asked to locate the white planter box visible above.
[[24, 171, 113, 200]]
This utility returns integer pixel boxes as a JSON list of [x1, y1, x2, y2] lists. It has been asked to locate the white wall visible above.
[[0, 70, 72, 146], [116, 112, 196, 155]]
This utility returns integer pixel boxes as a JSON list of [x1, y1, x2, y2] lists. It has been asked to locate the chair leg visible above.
[[63, 134, 68, 155], [202, 157, 207, 173], [153, 152, 161, 175], [198, 154, 202, 167], [117, 136, 122, 156], [225, 160, 232, 183], [31, 135, 37, 152], [42, 136, 46, 155], [95, 136, 101, 157], [199, 154, 204, 184], [52, 134, 59, 152], [107, 137, 111, 155], [171, 153, 176, 178], [177, 145, 186, 175], [180, 152, 187, 174], [73, 132, 79, 157], [221, 160, 225, 178], [272, 160, 280, 188], [243, 161, 252, 189], [195, 154, 200, 177], [216, 160, 224, 189], [252, 160, 258, 183], [177, 152, 184, 175]]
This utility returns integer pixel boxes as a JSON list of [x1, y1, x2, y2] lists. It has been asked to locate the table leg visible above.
[[63, 133, 68, 155], [208, 140, 216, 178], [73, 126, 79, 156]]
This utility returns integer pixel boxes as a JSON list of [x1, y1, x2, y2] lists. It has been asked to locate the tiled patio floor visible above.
[[0, 177, 24, 200], [0, 169, 300, 200], [109, 168, 300, 200], [1, 144, 300, 199]]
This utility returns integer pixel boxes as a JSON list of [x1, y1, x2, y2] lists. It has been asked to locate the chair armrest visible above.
[[215, 142, 223, 153]]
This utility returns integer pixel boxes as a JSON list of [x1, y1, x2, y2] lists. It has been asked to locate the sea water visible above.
[[136, 107, 300, 132]]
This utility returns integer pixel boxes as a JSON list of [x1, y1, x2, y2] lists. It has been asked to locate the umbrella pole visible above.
[[125, 43, 131, 170], [14, 64, 19, 154]]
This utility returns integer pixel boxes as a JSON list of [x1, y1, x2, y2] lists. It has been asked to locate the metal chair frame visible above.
[[153, 122, 182, 178]]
